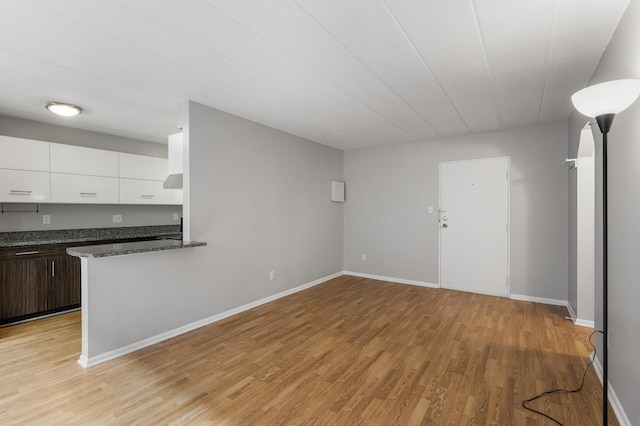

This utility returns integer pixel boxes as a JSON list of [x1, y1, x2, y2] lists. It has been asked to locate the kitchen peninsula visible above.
[[67, 238, 205, 258], [0, 225, 184, 326], [66, 233, 206, 368]]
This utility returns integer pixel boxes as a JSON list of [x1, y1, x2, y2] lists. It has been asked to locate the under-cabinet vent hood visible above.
[[163, 173, 182, 189], [163, 132, 183, 189]]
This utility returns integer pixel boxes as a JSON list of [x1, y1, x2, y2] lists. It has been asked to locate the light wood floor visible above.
[[0, 275, 616, 425]]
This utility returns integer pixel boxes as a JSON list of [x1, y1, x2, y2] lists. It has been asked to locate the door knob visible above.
[[442, 223, 448, 228]]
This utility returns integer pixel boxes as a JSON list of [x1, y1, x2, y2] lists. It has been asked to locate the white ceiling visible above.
[[0, 0, 629, 150]]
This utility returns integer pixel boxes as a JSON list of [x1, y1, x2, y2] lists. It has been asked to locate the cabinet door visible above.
[[50, 173, 119, 204], [48, 255, 81, 310], [119, 178, 171, 204], [119, 153, 168, 181], [0, 169, 50, 202], [0, 258, 49, 321], [0, 135, 50, 171], [50, 143, 119, 177], [170, 189, 183, 205]]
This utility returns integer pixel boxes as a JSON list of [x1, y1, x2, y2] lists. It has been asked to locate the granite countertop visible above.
[[67, 239, 206, 258], [0, 225, 181, 248]]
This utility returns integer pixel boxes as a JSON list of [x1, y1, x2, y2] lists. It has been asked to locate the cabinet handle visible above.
[[9, 190, 33, 195], [139, 194, 155, 199], [51, 260, 55, 278], [15, 251, 40, 256], [80, 192, 97, 197]]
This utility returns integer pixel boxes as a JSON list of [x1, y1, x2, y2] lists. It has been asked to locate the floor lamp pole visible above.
[[596, 113, 614, 426], [572, 79, 640, 426]]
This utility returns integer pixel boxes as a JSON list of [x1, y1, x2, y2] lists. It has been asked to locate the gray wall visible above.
[[568, 1, 640, 423], [0, 204, 181, 232], [344, 122, 568, 300], [81, 102, 344, 362], [0, 114, 179, 232], [185, 101, 344, 304], [0, 115, 167, 157]]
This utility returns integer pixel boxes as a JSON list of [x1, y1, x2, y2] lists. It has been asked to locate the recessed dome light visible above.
[[46, 102, 82, 117]]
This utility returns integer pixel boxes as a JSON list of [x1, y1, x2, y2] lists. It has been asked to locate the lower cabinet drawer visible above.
[[120, 179, 171, 204], [0, 169, 50, 203], [50, 173, 119, 204]]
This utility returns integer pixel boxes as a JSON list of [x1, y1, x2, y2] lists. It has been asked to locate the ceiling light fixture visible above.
[[46, 102, 82, 117]]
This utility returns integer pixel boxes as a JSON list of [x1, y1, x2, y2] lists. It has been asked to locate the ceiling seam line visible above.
[[380, 0, 471, 134], [203, 1, 418, 144], [537, 0, 562, 125], [470, 0, 503, 129], [27, 0, 364, 147], [112, 0, 390, 146], [293, 0, 442, 138], [20, 0, 211, 105], [0, 45, 177, 106], [23, 0, 350, 148]]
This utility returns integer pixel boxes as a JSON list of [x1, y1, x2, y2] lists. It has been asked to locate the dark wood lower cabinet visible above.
[[49, 255, 81, 311], [0, 247, 81, 324], [0, 257, 50, 320], [1, 236, 156, 324]]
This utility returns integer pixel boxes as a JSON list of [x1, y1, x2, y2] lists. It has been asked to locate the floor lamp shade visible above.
[[571, 79, 640, 117]]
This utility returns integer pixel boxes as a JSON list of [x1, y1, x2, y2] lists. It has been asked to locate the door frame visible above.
[[574, 123, 595, 327], [438, 156, 511, 297]]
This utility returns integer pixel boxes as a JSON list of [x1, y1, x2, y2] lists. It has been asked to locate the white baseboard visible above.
[[574, 318, 595, 328], [440, 285, 507, 298], [509, 293, 568, 306], [566, 302, 577, 321], [77, 354, 89, 368], [344, 274, 572, 305], [591, 352, 632, 426], [78, 271, 343, 369], [563, 303, 595, 328], [342, 271, 438, 288]]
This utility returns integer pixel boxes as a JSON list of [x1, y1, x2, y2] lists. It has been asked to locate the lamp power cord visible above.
[[521, 330, 602, 426]]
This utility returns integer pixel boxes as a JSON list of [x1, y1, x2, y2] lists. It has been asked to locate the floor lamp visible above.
[[571, 79, 640, 425]]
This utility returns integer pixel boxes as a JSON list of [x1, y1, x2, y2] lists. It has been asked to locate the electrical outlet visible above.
[[42, 215, 51, 225], [113, 214, 122, 223], [269, 270, 275, 280], [361, 253, 367, 261], [173, 213, 180, 220], [428, 205, 434, 214]]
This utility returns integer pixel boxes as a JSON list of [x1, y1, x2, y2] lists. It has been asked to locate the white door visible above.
[[439, 157, 509, 296]]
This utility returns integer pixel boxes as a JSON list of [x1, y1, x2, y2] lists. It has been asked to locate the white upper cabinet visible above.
[[119, 153, 168, 181], [120, 179, 171, 205], [170, 189, 183, 205], [50, 143, 119, 177], [118, 153, 174, 205], [50, 173, 119, 204], [0, 169, 50, 203], [0, 135, 49, 172], [0, 135, 180, 206]]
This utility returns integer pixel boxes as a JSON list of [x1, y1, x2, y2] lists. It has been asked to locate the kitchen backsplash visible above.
[[0, 203, 182, 232]]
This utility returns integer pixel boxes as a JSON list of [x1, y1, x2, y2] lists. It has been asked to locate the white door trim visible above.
[[438, 156, 511, 297]]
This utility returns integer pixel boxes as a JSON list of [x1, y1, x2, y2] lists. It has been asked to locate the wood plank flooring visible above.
[[0, 275, 616, 425]]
